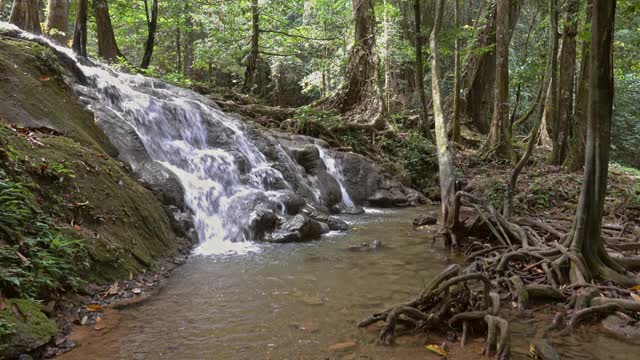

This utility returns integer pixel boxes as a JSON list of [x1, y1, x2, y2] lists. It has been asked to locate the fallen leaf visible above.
[[94, 317, 106, 330], [629, 284, 640, 292], [80, 315, 88, 325], [75, 201, 90, 206], [39, 75, 50, 82], [11, 303, 27, 322], [132, 288, 142, 295], [129, 272, 133, 281], [0, 296, 7, 311], [425, 344, 448, 357], [328, 341, 357, 352], [73, 224, 82, 231], [86, 304, 102, 312], [631, 293, 640, 303]]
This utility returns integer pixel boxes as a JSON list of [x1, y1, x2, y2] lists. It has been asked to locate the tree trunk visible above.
[[563, 0, 592, 171], [570, 0, 630, 286], [460, 0, 521, 134], [140, 0, 159, 69], [554, 0, 578, 165], [414, 0, 433, 140], [183, 1, 195, 78], [430, 0, 458, 246], [546, 0, 561, 164], [0, 0, 8, 18], [95, 0, 125, 62], [242, 0, 260, 93], [10, 0, 42, 34], [482, 0, 514, 162], [383, 0, 391, 111], [176, 24, 182, 73], [46, 0, 69, 43], [331, 0, 382, 119], [72, 0, 88, 57], [451, 0, 461, 142]]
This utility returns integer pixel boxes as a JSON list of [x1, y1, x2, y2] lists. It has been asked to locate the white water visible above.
[[1, 22, 353, 255], [316, 145, 355, 208]]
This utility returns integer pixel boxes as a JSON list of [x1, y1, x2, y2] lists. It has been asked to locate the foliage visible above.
[[377, 130, 436, 191], [0, 130, 87, 299]]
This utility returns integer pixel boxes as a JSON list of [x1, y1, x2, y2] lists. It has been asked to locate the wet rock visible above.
[[338, 206, 365, 215], [281, 215, 323, 240], [404, 188, 430, 205], [319, 222, 331, 234], [301, 207, 349, 231], [249, 206, 280, 239], [367, 189, 407, 208], [602, 314, 640, 343], [292, 144, 323, 175], [413, 214, 437, 227], [277, 192, 306, 215], [0, 299, 57, 359], [268, 231, 302, 243]]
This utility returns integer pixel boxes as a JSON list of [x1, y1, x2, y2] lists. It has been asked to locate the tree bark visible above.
[[9, 0, 42, 34], [183, 4, 195, 78], [46, 0, 69, 43], [140, 0, 159, 69], [414, 0, 433, 140], [430, 0, 458, 246], [242, 0, 260, 92], [331, 0, 382, 119], [95, 0, 125, 62], [546, 0, 561, 164], [563, 0, 592, 171], [451, 0, 461, 142], [570, 0, 630, 286], [482, 0, 514, 162], [460, 0, 521, 134], [72, 0, 88, 57]]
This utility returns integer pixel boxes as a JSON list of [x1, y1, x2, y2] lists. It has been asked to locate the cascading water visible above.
[[1, 22, 354, 255], [317, 146, 354, 208]]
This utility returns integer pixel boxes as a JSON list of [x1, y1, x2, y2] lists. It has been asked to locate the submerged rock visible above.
[[413, 214, 437, 227], [281, 215, 323, 240]]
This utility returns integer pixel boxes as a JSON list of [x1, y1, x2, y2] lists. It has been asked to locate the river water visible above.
[[58, 206, 637, 360]]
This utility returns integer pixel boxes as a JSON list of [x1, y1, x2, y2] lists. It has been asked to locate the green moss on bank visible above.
[[0, 299, 57, 359]]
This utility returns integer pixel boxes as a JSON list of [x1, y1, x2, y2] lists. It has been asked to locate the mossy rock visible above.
[[0, 299, 57, 359]]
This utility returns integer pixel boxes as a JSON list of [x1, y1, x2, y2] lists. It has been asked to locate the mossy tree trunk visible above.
[[72, 0, 88, 57], [563, 0, 592, 171], [45, 0, 69, 43], [570, 0, 631, 286], [451, 0, 461, 143], [430, 0, 458, 246], [95, 0, 126, 63], [9, 0, 41, 34], [482, 0, 514, 162]]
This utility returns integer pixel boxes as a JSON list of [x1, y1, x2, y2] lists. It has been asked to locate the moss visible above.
[[0, 299, 57, 359], [0, 37, 117, 156]]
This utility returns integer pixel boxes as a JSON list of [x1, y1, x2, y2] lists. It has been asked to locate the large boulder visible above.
[[0, 299, 57, 359], [281, 214, 323, 240]]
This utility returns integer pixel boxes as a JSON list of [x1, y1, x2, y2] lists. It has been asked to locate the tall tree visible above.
[[72, 0, 88, 57], [95, 0, 125, 62], [414, 0, 433, 140], [9, 0, 42, 34], [545, 0, 560, 164], [563, 0, 592, 171], [242, 0, 260, 92], [430, 0, 459, 246], [46, 0, 69, 43], [553, 0, 579, 164], [569, 0, 630, 285], [140, 0, 159, 69], [482, 0, 514, 161], [451, 0, 461, 143], [331, 0, 382, 118]]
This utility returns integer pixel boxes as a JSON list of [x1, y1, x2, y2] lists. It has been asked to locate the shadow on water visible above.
[[59, 206, 638, 360]]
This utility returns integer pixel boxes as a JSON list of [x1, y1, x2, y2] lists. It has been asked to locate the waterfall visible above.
[[317, 146, 354, 208], [1, 22, 355, 255]]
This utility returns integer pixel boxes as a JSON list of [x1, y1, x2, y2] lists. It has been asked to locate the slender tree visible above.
[[451, 0, 461, 142], [482, 0, 514, 162], [140, 0, 159, 69], [46, 0, 69, 43], [243, 0, 260, 92], [9, 0, 41, 34], [564, 0, 592, 171], [569, 0, 631, 285], [72, 0, 88, 57], [95, 0, 125, 62], [414, 0, 433, 140], [430, 0, 459, 246]]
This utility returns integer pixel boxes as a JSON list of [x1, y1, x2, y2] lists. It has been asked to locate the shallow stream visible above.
[[59, 207, 637, 360]]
